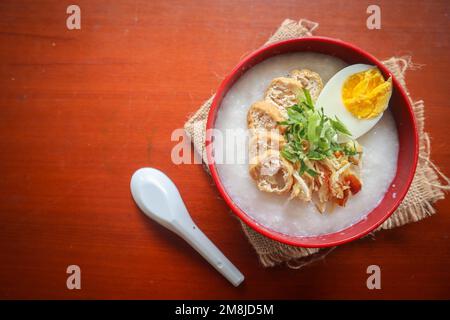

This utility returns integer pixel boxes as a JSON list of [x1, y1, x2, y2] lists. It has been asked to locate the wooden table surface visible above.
[[0, 0, 449, 299]]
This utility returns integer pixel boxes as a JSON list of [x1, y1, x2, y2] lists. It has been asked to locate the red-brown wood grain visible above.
[[0, 0, 449, 299]]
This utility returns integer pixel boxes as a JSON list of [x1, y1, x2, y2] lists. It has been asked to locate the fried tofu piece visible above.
[[247, 100, 286, 133], [289, 69, 323, 101], [249, 150, 294, 194], [248, 130, 285, 162], [264, 77, 304, 116]]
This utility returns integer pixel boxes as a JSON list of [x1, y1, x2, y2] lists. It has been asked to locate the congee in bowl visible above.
[[206, 38, 417, 246]]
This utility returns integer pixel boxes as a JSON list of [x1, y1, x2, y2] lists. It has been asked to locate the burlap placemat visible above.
[[184, 19, 449, 267]]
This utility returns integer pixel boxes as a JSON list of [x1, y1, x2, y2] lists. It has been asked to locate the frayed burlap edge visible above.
[[183, 19, 450, 268]]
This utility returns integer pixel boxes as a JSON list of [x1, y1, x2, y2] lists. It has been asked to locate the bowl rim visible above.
[[205, 36, 419, 248]]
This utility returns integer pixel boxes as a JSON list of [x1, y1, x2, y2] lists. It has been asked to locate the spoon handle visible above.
[[179, 223, 244, 287]]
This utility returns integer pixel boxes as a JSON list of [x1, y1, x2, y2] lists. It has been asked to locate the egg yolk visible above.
[[342, 68, 392, 119]]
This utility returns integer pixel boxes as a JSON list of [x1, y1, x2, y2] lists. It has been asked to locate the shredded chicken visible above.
[[310, 151, 362, 211], [286, 145, 363, 211]]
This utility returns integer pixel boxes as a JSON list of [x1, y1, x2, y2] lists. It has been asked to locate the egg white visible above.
[[315, 64, 386, 142]]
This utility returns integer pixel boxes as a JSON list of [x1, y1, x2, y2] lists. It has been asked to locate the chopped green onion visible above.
[[280, 89, 358, 172], [330, 116, 352, 136]]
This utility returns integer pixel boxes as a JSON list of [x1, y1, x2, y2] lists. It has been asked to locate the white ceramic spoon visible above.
[[130, 167, 245, 287]]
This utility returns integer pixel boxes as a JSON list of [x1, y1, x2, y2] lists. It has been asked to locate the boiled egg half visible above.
[[315, 64, 393, 141]]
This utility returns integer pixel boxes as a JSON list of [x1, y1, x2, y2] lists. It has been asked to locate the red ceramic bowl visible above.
[[205, 37, 418, 248]]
